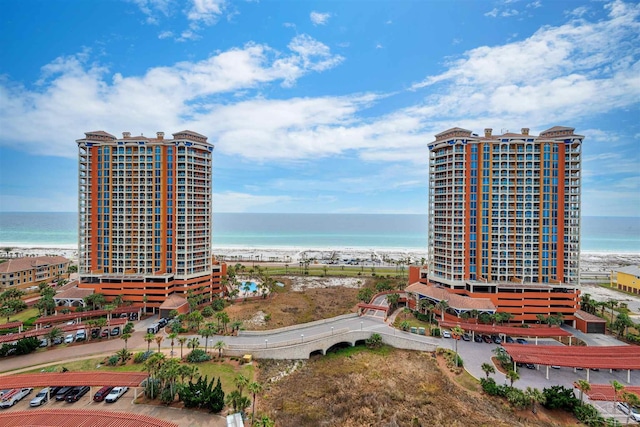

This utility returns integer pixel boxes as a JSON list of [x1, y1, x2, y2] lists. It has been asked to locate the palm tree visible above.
[[214, 340, 226, 359], [116, 348, 131, 365], [436, 300, 449, 321], [451, 325, 465, 367], [142, 295, 148, 314], [168, 332, 177, 357], [234, 374, 249, 396], [481, 362, 495, 379], [199, 327, 215, 353], [622, 392, 640, 426], [248, 381, 263, 422], [45, 327, 63, 347], [178, 337, 188, 359], [506, 369, 520, 387], [525, 387, 545, 414], [606, 299, 619, 323], [611, 380, 625, 409], [144, 333, 155, 353], [188, 337, 200, 351], [120, 332, 132, 350], [155, 335, 164, 353], [575, 380, 591, 405], [255, 415, 275, 427]]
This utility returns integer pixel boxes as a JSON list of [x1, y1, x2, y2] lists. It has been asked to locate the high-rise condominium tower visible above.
[[77, 130, 222, 312], [428, 126, 583, 286]]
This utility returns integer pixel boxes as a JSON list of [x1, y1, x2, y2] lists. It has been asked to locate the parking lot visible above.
[[0, 385, 227, 427], [439, 332, 640, 423]]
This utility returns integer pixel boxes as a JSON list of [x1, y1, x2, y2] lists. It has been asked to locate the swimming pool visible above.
[[241, 281, 258, 292]]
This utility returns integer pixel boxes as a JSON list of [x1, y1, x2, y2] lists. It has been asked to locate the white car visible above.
[[0, 388, 33, 408], [441, 330, 451, 338], [30, 387, 51, 407], [617, 402, 640, 422], [64, 334, 74, 344], [104, 386, 128, 403]]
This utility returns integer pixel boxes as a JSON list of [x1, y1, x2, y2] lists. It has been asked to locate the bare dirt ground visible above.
[[225, 276, 367, 329], [255, 347, 575, 427]]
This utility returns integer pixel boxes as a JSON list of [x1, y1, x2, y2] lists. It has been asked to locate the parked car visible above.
[[101, 330, 109, 338], [52, 336, 63, 345], [0, 388, 33, 408], [158, 318, 168, 328], [39, 338, 48, 348], [551, 365, 561, 369], [526, 364, 536, 369], [474, 335, 483, 343], [516, 338, 528, 344], [491, 335, 502, 344], [93, 386, 114, 402], [64, 334, 74, 344], [505, 336, 515, 343], [482, 335, 492, 343], [441, 330, 451, 339], [617, 402, 640, 422], [66, 386, 90, 402], [55, 386, 74, 401], [105, 387, 128, 403], [110, 327, 120, 336], [462, 333, 471, 341], [30, 387, 52, 407], [91, 329, 101, 339], [75, 330, 86, 341]]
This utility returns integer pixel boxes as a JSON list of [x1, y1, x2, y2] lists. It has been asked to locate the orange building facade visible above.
[[422, 126, 584, 324], [76, 130, 223, 312]]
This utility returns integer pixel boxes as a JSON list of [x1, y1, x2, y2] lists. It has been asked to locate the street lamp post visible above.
[[265, 339, 268, 348], [301, 334, 304, 343], [331, 327, 334, 335], [360, 321, 363, 331]]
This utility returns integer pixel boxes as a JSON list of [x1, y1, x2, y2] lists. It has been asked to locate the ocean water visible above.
[[0, 212, 638, 253]]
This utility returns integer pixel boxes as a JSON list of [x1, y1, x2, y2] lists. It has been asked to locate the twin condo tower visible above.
[[76, 126, 584, 323]]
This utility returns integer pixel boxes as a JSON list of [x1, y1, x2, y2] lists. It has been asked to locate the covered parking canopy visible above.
[[582, 384, 640, 401], [0, 372, 148, 388], [502, 344, 640, 370], [439, 321, 572, 338], [0, 409, 177, 427]]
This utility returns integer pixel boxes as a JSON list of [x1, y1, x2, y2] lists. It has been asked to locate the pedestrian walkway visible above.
[[561, 325, 627, 347]]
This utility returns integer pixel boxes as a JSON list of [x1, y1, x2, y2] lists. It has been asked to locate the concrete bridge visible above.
[[219, 314, 439, 359]]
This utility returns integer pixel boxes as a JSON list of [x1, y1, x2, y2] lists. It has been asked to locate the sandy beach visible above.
[[2, 245, 638, 275]]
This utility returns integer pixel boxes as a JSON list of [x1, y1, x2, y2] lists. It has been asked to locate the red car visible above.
[[93, 386, 113, 402]]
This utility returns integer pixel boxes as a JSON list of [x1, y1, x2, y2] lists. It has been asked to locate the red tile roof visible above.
[[0, 372, 148, 388], [0, 410, 178, 427], [159, 294, 188, 310], [406, 282, 496, 311], [584, 384, 640, 401], [0, 256, 70, 274], [574, 309, 606, 322], [53, 287, 94, 300], [503, 344, 640, 370], [439, 320, 572, 337]]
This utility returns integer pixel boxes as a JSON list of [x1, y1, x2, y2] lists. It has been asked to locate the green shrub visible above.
[[201, 306, 214, 318], [506, 388, 529, 410], [107, 355, 119, 366], [543, 385, 579, 411], [134, 350, 153, 364], [431, 327, 441, 337], [211, 298, 225, 311], [574, 404, 604, 427], [15, 337, 39, 355], [186, 348, 211, 363]]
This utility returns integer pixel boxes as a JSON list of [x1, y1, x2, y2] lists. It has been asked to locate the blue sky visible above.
[[0, 0, 638, 216]]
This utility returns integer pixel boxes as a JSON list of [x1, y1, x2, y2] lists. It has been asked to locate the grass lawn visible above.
[[257, 265, 407, 279], [393, 314, 436, 331], [0, 307, 39, 325]]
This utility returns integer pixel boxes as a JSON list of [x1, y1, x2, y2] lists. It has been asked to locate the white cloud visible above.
[[410, 0, 640, 127], [186, 0, 225, 25], [527, 1, 542, 9], [375, 43, 383, 49], [501, 9, 519, 17], [158, 30, 174, 39], [130, 0, 173, 25], [0, 35, 344, 158], [310, 11, 331, 26], [485, 8, 499, 17]]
